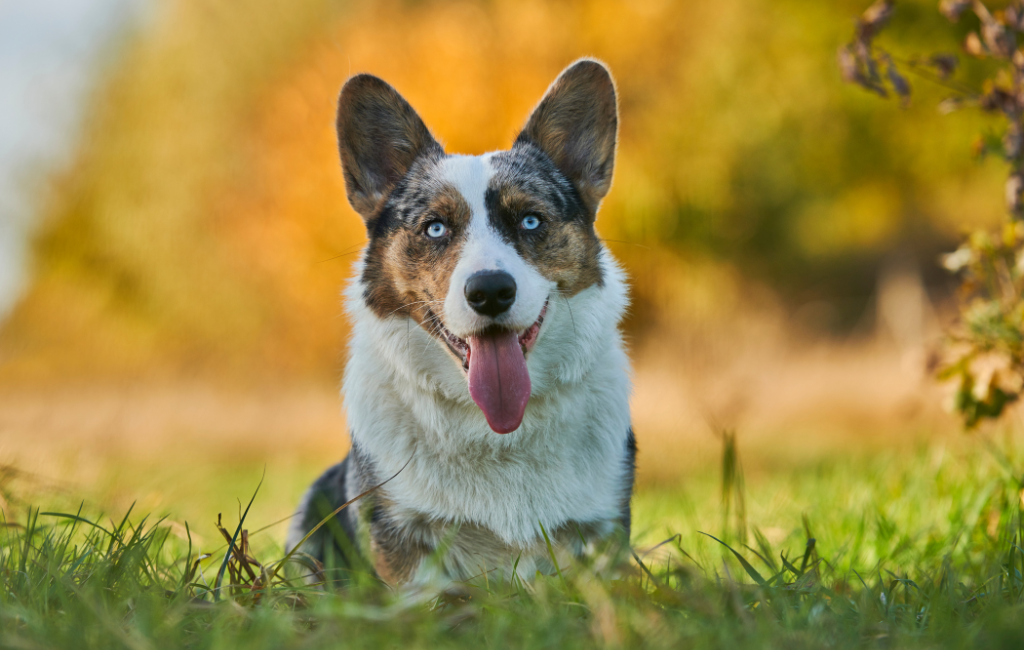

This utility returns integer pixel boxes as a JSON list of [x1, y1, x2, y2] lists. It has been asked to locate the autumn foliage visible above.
[[0, 0, 1010, 384]]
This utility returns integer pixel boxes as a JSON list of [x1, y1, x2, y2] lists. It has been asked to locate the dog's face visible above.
[[337, 60, 617, 434]]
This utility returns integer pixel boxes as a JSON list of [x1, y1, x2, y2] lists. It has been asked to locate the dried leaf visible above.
[[1007, 172, 1024, 216], [1006, 5, 1024, 31], [1004, 123, 1023, 159], [979, 86, 1015, 112], [838, 45, 862, 84], [938, 96, 963, 114], [942, 246, 975, 272], [858, 0, 894, 42], [884, 56, 912, 101], [855, 39, 886, 92], [965, 32, 987, 57], [929, 53, 959, 78], [971, 0, 996, 25], [838, 42, 887, 97], [940, 0, 972, 22], [970, 353, 1018, 400], [974, 1, 1015, 57], [982, 23, 1014, 57]]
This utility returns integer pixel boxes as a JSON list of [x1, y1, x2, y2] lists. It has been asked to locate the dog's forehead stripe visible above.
[[437, 154, 495, 222]]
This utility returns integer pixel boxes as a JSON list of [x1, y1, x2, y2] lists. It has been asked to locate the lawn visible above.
[[3, 427, 1024, 649]]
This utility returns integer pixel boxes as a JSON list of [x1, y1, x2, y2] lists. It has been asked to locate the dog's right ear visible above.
[[516, 59, 618, 217], [336, 75, 443, 220]]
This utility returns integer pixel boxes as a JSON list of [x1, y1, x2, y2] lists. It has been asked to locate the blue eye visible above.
[[426, 221, 447, 238], [521, 215, 541, 230]]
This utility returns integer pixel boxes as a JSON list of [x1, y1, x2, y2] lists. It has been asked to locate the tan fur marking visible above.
[[370, 535, 425, 585], [497, 186, 603, 297], [366, 185, 472, 339]]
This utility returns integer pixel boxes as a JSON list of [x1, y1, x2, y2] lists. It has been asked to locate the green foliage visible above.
[[940, 223, 1024, 426], [4, 441, 1024, 649], [843, 0, 1024, 427]]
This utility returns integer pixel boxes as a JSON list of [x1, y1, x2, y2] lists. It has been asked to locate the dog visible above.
[[286, 59, 635, 587]]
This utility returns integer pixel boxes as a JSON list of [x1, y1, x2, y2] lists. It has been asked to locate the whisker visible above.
[[421, 314, 448, 355], [315, 241, 367, 264], [384, 299, 445, 319], [548, 288, 578, 340], [560, 293, 578, 340], [597, 237, 651, 250]]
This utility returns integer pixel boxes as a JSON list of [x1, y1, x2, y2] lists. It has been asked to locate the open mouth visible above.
[[428, 300, 548, 434], [435, 301, 548, 371]]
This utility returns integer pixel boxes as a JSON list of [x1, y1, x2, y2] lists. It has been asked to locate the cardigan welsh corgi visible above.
[[287, 59, 636, 587]]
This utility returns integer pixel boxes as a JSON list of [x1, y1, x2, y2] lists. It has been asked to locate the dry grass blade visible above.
[[211, 516, 273, 603], [212, 470, 264, 602]]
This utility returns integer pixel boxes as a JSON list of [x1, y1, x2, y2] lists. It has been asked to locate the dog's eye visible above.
[[521, 214, 542, 231], [425, 221, 447, 239]]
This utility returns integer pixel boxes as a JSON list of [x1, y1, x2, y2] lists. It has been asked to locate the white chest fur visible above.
[[343, 253, 633, 547]]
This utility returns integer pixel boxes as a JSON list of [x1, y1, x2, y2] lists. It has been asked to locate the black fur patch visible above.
[[621, 427, 637, 537], [288, 455, 365, 582]]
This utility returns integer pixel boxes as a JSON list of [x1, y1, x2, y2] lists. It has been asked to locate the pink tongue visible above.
[[467, 330, 531, 434]]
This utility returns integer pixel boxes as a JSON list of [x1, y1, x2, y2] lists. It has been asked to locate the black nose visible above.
[[465, 271, 517, 317]]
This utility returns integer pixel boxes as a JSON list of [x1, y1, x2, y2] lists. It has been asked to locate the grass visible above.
[[3, 433, 1024, 649]]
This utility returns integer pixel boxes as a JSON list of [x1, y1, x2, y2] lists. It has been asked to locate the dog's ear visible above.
[[516, 59, 618, 216], [336, 74, 443, 219]]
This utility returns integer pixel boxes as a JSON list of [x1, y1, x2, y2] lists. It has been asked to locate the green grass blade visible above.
[[699, 531, 767, 587]]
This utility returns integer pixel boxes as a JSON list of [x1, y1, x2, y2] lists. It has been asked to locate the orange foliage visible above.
[[213, 0, 730, 374]]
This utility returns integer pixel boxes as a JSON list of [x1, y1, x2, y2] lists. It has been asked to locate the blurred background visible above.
[[0, 0, 1009, 532]]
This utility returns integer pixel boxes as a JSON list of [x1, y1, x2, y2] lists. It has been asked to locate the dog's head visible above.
[[338, 60, 618, 434]]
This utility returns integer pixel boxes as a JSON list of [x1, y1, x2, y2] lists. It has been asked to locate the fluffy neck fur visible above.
[[342, 249, 633, 546]]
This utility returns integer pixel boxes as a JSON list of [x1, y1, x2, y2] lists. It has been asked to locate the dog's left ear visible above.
[[516, 59, 618, 216]]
